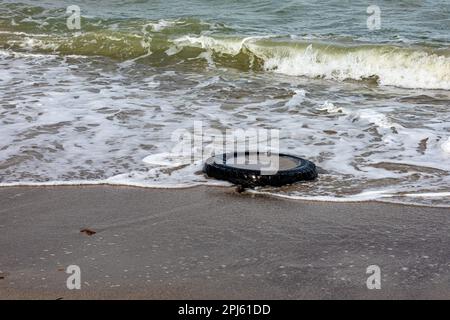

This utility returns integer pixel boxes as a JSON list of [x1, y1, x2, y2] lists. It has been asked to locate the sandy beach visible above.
[[0, 186, 448, 300]]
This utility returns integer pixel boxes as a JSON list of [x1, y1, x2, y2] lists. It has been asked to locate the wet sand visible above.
[[0, 186, 448, 299]]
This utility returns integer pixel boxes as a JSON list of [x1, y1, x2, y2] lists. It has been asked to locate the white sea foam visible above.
[[171, 36, 450, 90], [148, 19, 176, 32], [317, 101, 344, 113], [285, 89, 306, 109], [248, 189, 450, 208], [263, 44, 450, 90], [441, 137, 450, 154], [142, 153, 190, 167], [0, 49, 449, 206]]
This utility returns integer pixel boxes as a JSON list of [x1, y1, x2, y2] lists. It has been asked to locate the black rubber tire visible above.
[[203, 152, 318, 187]]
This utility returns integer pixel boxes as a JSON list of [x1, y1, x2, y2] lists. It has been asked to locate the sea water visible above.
[[0, 0, 449, 206]]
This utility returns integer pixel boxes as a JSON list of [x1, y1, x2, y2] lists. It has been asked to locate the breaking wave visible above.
[[1, 4, 449, 90]]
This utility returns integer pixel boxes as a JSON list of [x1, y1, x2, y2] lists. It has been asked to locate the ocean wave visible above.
[[174, 35, 450, 90], [2, 26, 450, 89], [262, 43, 450, 90]]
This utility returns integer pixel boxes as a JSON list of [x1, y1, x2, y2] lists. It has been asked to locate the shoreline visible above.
[[0, 183, 448, 209], [0, 185, 449, 299]]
